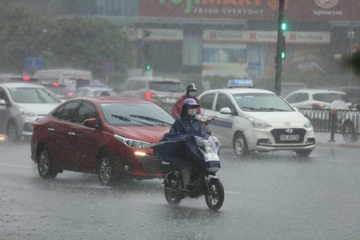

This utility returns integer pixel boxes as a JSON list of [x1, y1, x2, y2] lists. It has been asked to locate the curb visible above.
[[316, 141, 360, 149]]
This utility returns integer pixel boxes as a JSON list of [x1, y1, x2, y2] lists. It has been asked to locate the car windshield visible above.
[[149, 81, 184, 92], [8, 87, 61, 103], [234, 93, 294, 112], [313, 93, 349, 103], [100, 102, 174, 126]]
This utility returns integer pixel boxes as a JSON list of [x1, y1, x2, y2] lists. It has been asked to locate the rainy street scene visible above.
[[1, 0, 360, 240]]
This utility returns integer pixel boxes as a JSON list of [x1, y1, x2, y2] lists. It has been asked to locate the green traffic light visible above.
[[281, 22, 288, 31], [145, 65, 151, 71], [281, 51, 286, 59]]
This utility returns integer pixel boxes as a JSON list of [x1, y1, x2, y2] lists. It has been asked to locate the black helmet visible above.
[[186, 83, 197, 92]]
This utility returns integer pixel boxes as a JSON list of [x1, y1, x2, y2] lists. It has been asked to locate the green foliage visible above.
[[0, 3, 46, 73], [343, 51, 360, 76], [0, 4, 133, 79], [44, 17, 132, 79]]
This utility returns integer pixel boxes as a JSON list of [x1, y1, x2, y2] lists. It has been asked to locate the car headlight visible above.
[[303, 117, 312, 128], [114, 134, 154, 148], [248, 118, 271, 129], [20, 108, 37, 118]]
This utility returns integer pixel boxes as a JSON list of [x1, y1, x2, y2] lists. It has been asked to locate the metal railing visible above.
[[298, 108, 360, 141]]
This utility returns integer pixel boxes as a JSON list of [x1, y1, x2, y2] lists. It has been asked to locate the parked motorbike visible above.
[[162, 136, 224, 210]]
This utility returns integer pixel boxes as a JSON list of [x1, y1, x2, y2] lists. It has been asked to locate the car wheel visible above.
[[295, 149, 312, 157], [37, 147, 58, 179], [233, 132, 249, 157], [342, 121, 357, 142], [7, 120, 20, 142], [98, 152, 115, 186]]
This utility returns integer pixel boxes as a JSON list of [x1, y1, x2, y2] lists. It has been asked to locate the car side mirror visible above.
[[219, 107, 232, 114], [82, 118, 99, 128], [355, 103, 360, 111], [0, 99, 6, 105]]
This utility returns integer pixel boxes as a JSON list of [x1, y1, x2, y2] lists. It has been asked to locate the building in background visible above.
[[15, 0, 360, 80]]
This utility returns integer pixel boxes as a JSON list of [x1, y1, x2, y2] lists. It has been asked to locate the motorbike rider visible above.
[[167, 98, 209, 189], [169, 98, 209, 139], [171, 83, 201, 118]]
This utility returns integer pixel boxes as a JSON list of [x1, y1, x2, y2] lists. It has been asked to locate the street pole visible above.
[[275, 0, 285, 96]]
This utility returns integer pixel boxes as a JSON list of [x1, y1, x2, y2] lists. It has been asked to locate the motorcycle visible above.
[[197, 114, 216, 135], [160, 136, 224, 210]]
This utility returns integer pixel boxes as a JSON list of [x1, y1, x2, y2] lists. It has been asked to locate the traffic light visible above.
[[280, 35, 286, 59], [281, 21, 288, 31], [145, 64, 151, 71]]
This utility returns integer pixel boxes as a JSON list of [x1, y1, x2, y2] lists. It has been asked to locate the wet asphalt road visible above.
[[0, 137, 360, 240]]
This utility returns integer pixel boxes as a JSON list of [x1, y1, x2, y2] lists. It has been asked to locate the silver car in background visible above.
[[0, 83, 61, 141]]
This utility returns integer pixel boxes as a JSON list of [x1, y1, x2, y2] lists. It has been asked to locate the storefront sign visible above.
[[139, 0, 359, 22], [203, 30, 330, 44], [136, 28, 183, 41]]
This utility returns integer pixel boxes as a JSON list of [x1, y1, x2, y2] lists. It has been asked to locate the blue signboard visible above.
[[25, 57, 43, 71]]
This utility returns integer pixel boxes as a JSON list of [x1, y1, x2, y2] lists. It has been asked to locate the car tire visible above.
[[342, 121, 357, 142], [37, 147, 58, 179], [233, 132, 249, 157], [98, 152, 115, 186], [295, 149, 312, 157], [7, 120, 20, 142]]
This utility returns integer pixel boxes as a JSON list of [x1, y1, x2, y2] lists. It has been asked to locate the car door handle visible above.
[[47, 128, 55, 132], [68, 132, 76, 136]]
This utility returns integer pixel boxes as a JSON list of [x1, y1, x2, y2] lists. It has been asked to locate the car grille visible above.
[[271, 128, 306, 144], [140, 155, 166, 174]]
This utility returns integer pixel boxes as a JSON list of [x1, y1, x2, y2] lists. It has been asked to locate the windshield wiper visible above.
[[111, 114, 131, 122], [130, 114, 172, 126], [241, 106, 261, 111], [260, 107, 287, 111]]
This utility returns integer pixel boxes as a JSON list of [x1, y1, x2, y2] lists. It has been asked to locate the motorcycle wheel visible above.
[[205, 179, 224, 210], [164, 173, 182, 205]]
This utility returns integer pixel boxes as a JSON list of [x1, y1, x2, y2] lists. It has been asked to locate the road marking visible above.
[[0, 163, 32, 169]]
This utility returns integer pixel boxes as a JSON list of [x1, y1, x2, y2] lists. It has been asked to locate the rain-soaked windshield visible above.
[[100, 102, 174, 126], [234, 93, 294, 112], [8, 87, 61, 103]]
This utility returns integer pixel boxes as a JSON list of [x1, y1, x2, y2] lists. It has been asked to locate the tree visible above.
[[344, 51, 360, 77], [0, 3, 46, 73], [46, 17, 132, 80]]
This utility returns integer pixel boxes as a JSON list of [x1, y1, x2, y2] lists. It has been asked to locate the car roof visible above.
[[126, 76, 181, 82], [201, 87, 275, 95], [0, 82, 46, 88], [288, 89, 347, 94], [77, 87, 114, 91], [70, 96, 154, 104]]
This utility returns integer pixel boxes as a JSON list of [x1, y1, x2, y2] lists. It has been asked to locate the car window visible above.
[[74, 101, 98, 124], [286, 92, 308, 103], [200, 93, 215, 110], [53, 101, 80, 121], [8, 87, 61, 103], [132, 80, 146, 90], [149, 81, 184, 92], [215, 93, 235, 113], [313, 93, 348, 103], [234, 93, 293, 112]]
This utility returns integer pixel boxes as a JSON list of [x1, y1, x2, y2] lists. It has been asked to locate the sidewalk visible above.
[[315, 132, 360, 149]]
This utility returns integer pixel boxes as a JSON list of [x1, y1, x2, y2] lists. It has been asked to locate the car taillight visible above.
[[52, 82, 60, 87], [67, 92, 74, 97], [311, 103, 325, 109], [23, 76, 31, 81], [144, 92, 152, 100]]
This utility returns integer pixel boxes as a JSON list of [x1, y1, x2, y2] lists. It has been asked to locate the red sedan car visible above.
[[31, 97, 174, 186]]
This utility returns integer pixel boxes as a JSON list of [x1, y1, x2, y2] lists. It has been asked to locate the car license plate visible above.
[[280, 134, 300, 141], [164, 98, 176, 103]]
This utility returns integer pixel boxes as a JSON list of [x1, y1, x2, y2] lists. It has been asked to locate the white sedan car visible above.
[[198, 86, 315, 157]]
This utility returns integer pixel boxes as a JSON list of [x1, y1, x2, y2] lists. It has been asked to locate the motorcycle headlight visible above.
[[114, 134, 154, 148], [249, 118, 271, 129], [20, 108, 37, 118], [303, 117, 312, 128]]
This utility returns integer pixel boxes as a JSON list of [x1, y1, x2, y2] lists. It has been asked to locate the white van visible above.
[[34, 69, 93, 91]]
